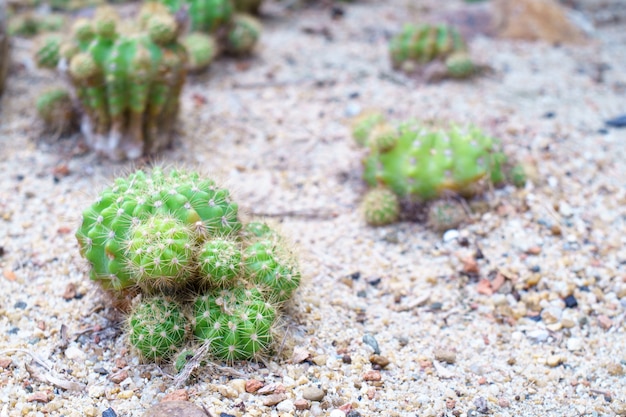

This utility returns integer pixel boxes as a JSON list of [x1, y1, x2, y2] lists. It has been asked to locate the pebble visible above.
[[607, 363, 624, 376], [369, 354, 390, 368], [276, 399, 295, 413], [65, 345, 86, 361], [245, 379, 264, 393], [526, 329, 549, 343], [362, 334, 380, 354], [102, 408, 117, 417], [27, 391, 50, 403], [597, 315, 613, 329], [442, 229, 459, 242], [363, 370, 381, 381], [566, 337, 583, 351], [302, 386, 326, 402], [312, 354, 328, 366], [547, 355, 563, 367], [263, 393, 287, 406], [434, 349, 456, 364], [162, 389, 189, 402], [563, 295, 578, 308], [346, 411, 363, 417], [294, 399, 310, 410], [329, 410, 346, 417], [142, 401, 205, 417]]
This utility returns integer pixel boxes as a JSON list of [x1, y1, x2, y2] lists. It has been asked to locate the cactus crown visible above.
[[77, 168, 301, 363]]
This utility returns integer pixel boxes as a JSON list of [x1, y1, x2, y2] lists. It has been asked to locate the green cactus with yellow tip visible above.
[[355, 114, 524, 226], [32, 5, 188, 160], [390, 24, 476, 79], [36, 88, 77, 134], [181, 32, 218, 72], [77, 167, 301, 365]]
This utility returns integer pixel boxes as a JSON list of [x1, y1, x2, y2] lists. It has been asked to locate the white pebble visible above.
[[65, 345, 86, 361], [442, 229, 459, 242], [276, 399, 295, 413], [566, 337, 583, 351], [329, 410, 346, 417]]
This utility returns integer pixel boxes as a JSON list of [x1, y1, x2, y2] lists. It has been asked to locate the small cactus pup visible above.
[[44, 5, 189, 160], [355, 114, 523, 227], [181, 32, 218, 72], [128, 297, 188, 362], [234, 0, 262, 14], [223, 13, 261, 56], [36, 88, 77, 135], [192, 287, 277, 361], [389, 24, 476, 81]]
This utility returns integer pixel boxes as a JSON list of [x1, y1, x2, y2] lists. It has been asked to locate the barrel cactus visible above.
[[33, 5, 188, 160], [355, 114, 525, 227], [390, 24, 475, 79], [77, 167, 302, 363]]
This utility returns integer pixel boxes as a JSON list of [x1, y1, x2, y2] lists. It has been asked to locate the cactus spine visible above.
[[77, 168, 301, 364]]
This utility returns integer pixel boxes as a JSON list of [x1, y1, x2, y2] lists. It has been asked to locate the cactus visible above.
[[8, 13, 65, 37], [223, 13, 261, 55], [234, 0, 262, 14], [36, 88, 77, 134], [128, 297, 187, 361], [426, 199, 467, 232], [77, 167, 301, 364], [32, 5, 189, 159], [355, 114, 522, 226], [362, 187, 400, 227], [35, 34, 62, 69], [193, 287, 276, 361], [181, 32, 218, 71], [389, 24, 475, 78]]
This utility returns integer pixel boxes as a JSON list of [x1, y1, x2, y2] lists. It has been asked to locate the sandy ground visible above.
[[1, 0, 626, 416]]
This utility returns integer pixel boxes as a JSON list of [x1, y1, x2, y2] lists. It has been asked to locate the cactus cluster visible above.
[[76, 167, 301, 363], [34, 5, 188, 160], [353, 114, 525, 227], [390, 24, 475, 79], [155, 0, 262, 72]]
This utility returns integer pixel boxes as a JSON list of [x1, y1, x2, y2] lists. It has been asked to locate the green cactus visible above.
[[34, 5, 188, 159], [128, 297, 187, 361], [352, 112, 386, 147], [223, 13, 261, 55], [234, 0, 262, 14], [198, 238, 243, 288], [35, 34, 62, 69], [389, 24, 475, 78], [355, 114, 523, 226], [75, 167, 241, 291], [8, 12, 65, 37], [181, 32, 218, 71], [193, 287, 276, 361], [243, 237, 300, 303], [362, 187, 400, 227], [36, 88, 77, 134]]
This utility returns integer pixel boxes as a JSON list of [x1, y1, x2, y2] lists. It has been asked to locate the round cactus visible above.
[[352, 112, 386, 147], [36, 88, 76, 134], [128, 297, 187, 361], [244, 238, 300, 302], [198, 238, 242, 288], [362, 187, 400, 227], [188, 0, 234, 33], [426, 199, 467, 232], [193, 287, 276, 361], [234, 0, 262, 14], [35, 34, 62, 69], [389, 24, 474, 78], [181, 32, 218, 72], [223, 14, 261, 55]]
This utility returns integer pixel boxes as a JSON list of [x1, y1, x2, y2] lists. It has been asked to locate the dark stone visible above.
[[346, 411, 363, 417], [14, 301, 26, 309], [7, 327, 19, 335], [220, 413, 236, 417], [350, 271, 361, 280], [605, 114, 626, 128], [564, 295, 578, 308], [530, 265, 541, 273], [102, 408, 117, 417], [368, 277, 381, 287], [528, 315, 542, 322], [362, 334, 381, 355], [542, 111, 556, 119]]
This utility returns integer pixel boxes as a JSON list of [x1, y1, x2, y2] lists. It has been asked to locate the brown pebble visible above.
[[460, 256, 479, 274], [109, 370, 128, 384], [257, 383, 284, 395], [245, 379, 264, 393], [0, 358, 12, 368], [598, 315, 613, 330], [62, 283, 77, 300], [369, 354, 391, 368], [526, 246, 541, 255], [498, 398, 510, 408], [262, 393, 287, 406], [366, 387, 376, 400], [3, 269, 16, 281], [342, 354, 352, 364], [143, 401, 206, 417], [291, 346, 311, 364], [114, 358, 127, 370], [162, 389, 189, 402], [363, 370, 381, 382], [446, 398, 456, 409], [294, 399, 310, 410], [434, 348, 456, 364], [302, 386, 325, 402], [27, 392, 50, 403], [37, 321, 46, 331]]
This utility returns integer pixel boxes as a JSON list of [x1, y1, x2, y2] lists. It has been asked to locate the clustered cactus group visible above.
[[76, 167, 301, 363], [35, 5, 188, 160], [157, 0, 262, 72], [353, 113, 525, 228], [390, 23, 476, 79]]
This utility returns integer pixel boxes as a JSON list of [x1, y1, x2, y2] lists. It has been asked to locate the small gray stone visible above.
[[302, 386, 326, 402], [362, 334, 381, 354], [142, 401, 205, 417]]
